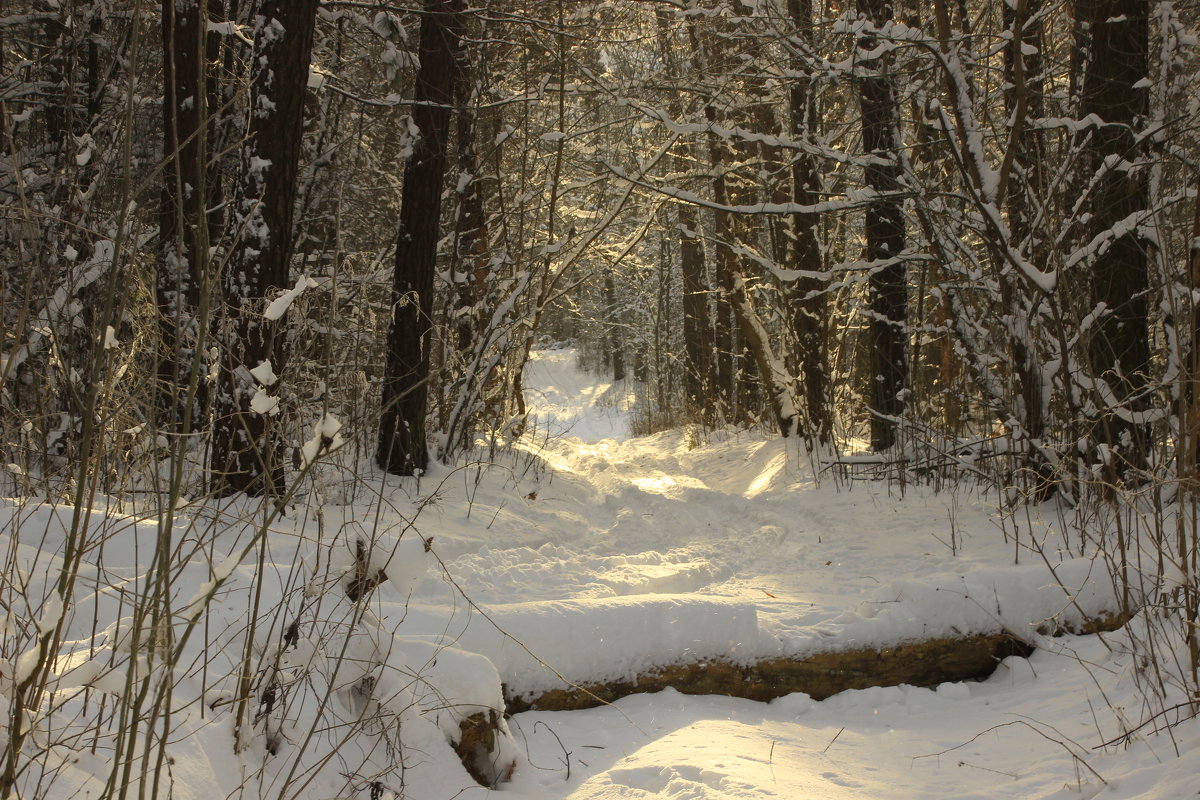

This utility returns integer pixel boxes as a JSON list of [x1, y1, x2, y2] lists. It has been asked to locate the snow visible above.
[[249, 358, 277, 385], [263, 274, 316, 321], [300, 412, 345, 466], [2, 348, 1197, 799], [249, 388, 279, 415]]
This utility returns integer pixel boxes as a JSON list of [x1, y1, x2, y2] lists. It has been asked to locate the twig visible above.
[[1093, 701, 1198, 749], [534, 721, 571, 781]]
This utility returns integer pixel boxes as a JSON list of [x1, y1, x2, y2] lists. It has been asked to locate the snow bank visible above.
[[397, 595, 759, 700], [775, 558, 1122, 654]]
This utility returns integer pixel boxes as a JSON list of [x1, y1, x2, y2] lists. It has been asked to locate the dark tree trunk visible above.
[[157, 0, 223, 433], [450, 36, 489, 357], [858, 0, 908, 452], [653, 8, 712, 422], [1002, 0, 1054, 494], [210, 0, 318, 497], [1076, 0, 1151, 472], [377, 0, 464, 476], [678, 202, 712, 418], [450, 114, 489, 356], [787, 0, 832, 446]]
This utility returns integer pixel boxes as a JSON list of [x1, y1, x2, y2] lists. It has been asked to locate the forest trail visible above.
[[428, 349, 1180, 800], [439, 348, 1043, 655]]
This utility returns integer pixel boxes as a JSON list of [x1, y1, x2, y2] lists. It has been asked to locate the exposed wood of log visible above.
[[455, 710, 516, 787], [506, 612, 1129, 714]]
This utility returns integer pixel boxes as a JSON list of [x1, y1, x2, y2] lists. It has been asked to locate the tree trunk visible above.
[[377, 0, 464, 476], [787, 0, 832, 446], [603, 271, 625, 382], [858, 0, 908, 452], [654, 8, 713, 423], [1002, 0, 1054, 495], [704, 105, 737, 420], [686, 20, 737, 422], [210, 0, 318, 497], [157, 0, 223, 433], [1076, 0, 1151, 473], [449, 35, 490, 357], [702, 99, 798, 437]]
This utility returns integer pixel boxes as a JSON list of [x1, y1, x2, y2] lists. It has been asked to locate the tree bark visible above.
[[603, 271, 625, 381], [157, 0, 223, 433], [1002, 0, 1054, 495], [858, 0, 908, 452], [654, 8, 713, 423], [210, 0, 318, 496], [449, 33, 490, 357], [377, 0, 464, 476], [787, 0, 832, 446], [1076, 0, 1151, 473]]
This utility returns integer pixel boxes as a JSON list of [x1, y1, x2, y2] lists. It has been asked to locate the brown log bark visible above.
[[508, 611, 1129, 713]]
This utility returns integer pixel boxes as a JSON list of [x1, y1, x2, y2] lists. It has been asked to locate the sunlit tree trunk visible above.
[[654, 8, 712, 423], [684, 20, 738, 420], [701, 79, 799, 437]]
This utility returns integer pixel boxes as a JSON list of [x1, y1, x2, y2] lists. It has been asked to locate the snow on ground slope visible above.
[[3, 347, 1196, 799], [414, 349, 1121, 699], [425, 349, 1193, 800]]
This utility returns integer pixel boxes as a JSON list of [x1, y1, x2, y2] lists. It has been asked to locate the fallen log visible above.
[[507, 611, 1130, 713]]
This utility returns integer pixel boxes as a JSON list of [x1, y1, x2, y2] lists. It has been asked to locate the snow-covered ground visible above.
[[444, 350, 1196, 800], [3, 348, 1197, 799]]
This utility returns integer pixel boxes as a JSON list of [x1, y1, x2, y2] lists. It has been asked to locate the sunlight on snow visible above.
[[743, 452, 787, 498], [630, 475, 679, 494], [563, 718, 872, 800], [630, 473, 708, 497], [575, 442, 615, 457]]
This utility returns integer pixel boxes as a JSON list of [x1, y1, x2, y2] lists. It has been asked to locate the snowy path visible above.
[[421, 351, 1114, 683], [392, 350, 1180, 800]]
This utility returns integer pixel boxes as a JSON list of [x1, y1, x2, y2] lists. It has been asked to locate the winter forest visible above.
[[5, 0, 1200, 797]]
